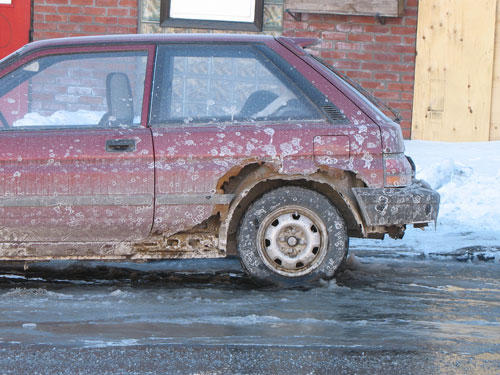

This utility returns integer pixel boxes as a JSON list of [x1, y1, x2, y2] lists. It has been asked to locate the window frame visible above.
[[160, 0, 264, 32], [149, 42, 330, 128], [0, 44, 156, 131]]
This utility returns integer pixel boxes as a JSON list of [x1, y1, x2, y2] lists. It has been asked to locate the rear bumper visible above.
[[352, 181, 440, 227]]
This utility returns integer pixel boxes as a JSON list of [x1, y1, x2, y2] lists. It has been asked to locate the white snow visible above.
[[13, 110, 105, 127], [352, 140, 500, 259]]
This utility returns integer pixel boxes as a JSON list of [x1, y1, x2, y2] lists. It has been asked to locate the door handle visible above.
[[106, 139, 136, 152]]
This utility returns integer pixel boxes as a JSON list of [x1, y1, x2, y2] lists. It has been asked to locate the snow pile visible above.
[[353, 140, 500, 258], [13, 110, 105, 127], [408, 141, 500, 232]]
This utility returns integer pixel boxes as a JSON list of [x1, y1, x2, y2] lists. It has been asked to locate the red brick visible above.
[[57, 23, 81, 32], [391, 26, 417, 35], [95, 16, 118, 24], [117, 17, 137, 26], [332, 60, 362, 69], [83, 7, 107, 15], [365, 44, 415, 54], [45, 14, 67, 22], [301, 14, 326, 22], [374, 91, 400, 100], [107, 8, 129, 16], [336, 23, 363, 33], [348, 34, 374, 42], [45, 0, 69, 4], [317, 41, 334, 49], [283, 21, 308, 30], [404, 8, 418, 16], [119, 0, 136, 6], [322, 31, 347, 41], [360, 80, 384, 89], [308, 22, 337, 31], [57, 6, 81, 14], [401, 74, 415, 82], [106, 25, 134, 33], [295, 31, 321, 38], [405, 17, 417, 26], [406, 0, 418, 7], [362, 62, 391, 71], [33, 21, 53, 31], [34, 31, 67, 40], [373, 53, 401, 63], [345, 70, 372, 79], [34, 5, 58, 13], [374, 72, 400, 81], [81, 24, 107, 33], [388, 64, 415, 72], [95, 0, 118, 5], [375, 35, 402, 43], [401, 92, 414, 101], [364, 25, 390, 33], [320, 51, 346, 59], [336, 42, 362, 51], [69, 15, 93, 23], [71, 0, 94, 5], [387, 101, 413, 110], [347, 52, 373, 60], [403, 55, 416, 63], [404, 36, 417, 45]]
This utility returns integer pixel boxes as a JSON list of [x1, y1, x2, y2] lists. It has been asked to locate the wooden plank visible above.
[[285, 0, 404, 17], [412, 0, 496, 142], [489, 0, 500, 140]]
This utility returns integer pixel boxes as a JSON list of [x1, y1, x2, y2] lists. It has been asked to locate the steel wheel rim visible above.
[[256, 205, 328, 277]]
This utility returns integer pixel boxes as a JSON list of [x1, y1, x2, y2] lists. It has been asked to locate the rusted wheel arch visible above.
[[218, 165, 366, 256]]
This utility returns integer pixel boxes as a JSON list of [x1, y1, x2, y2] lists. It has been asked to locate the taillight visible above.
[[383, 153, 413, 187]]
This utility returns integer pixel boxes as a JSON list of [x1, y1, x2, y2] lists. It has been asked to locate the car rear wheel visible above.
[[237, 187, 348, 286]]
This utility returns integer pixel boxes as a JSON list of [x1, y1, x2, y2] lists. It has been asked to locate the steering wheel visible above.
[[0, 110, 9, 128]]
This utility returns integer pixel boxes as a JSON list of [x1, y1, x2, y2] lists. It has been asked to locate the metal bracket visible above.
[[375, 13, 386, 25], [285, 9, 302, 22]]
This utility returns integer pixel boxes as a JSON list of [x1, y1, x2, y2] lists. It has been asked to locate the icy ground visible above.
[[351, 140, 500, 261]]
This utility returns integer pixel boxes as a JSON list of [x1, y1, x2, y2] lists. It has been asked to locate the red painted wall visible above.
[[0, 0, 31, 59], [32, 0, 138, 41], [282, 0, 418, 138]]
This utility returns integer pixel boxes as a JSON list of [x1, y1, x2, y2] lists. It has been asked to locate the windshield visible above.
[[311, 55, 401, 123]]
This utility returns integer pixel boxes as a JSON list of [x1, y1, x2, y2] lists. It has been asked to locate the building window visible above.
[[160, 0, 264, 31]]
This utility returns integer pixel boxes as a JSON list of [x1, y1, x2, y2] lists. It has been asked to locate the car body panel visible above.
[[0, 34, 439, 262]]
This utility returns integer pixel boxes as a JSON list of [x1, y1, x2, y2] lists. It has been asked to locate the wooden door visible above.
[[412, 0, 497, 142], [0, 0, 31, 59]]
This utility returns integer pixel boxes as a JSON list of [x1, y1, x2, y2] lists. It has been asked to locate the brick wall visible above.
[[32, 0, 138, 41], [282, 0, 418, 138]]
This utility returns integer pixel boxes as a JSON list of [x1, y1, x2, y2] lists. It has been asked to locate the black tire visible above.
[[237, 186, 348, 286]]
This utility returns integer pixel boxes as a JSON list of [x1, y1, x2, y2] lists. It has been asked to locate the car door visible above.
[[0, 45, 155, 242], [148, 42, 343, 238]]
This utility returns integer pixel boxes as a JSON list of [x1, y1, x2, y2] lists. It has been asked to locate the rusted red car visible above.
[[0, 34, 439, 286]]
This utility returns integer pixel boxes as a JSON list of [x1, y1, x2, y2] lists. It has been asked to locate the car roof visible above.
[[21, 33, 277, 53]]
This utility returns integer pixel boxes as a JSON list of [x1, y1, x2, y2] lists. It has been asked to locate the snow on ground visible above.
[[352, 140, 500, 259]]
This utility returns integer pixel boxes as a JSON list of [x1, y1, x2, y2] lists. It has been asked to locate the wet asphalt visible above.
[[0, 248, 498, 374]]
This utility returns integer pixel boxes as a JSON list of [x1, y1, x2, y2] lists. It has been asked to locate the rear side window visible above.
[[150, 44, 323, 126], [0, 50, 147, 129]]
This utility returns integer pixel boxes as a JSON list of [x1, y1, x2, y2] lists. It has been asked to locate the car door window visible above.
[[150, 44, 323, 126], [0, 50, 148, 129]]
